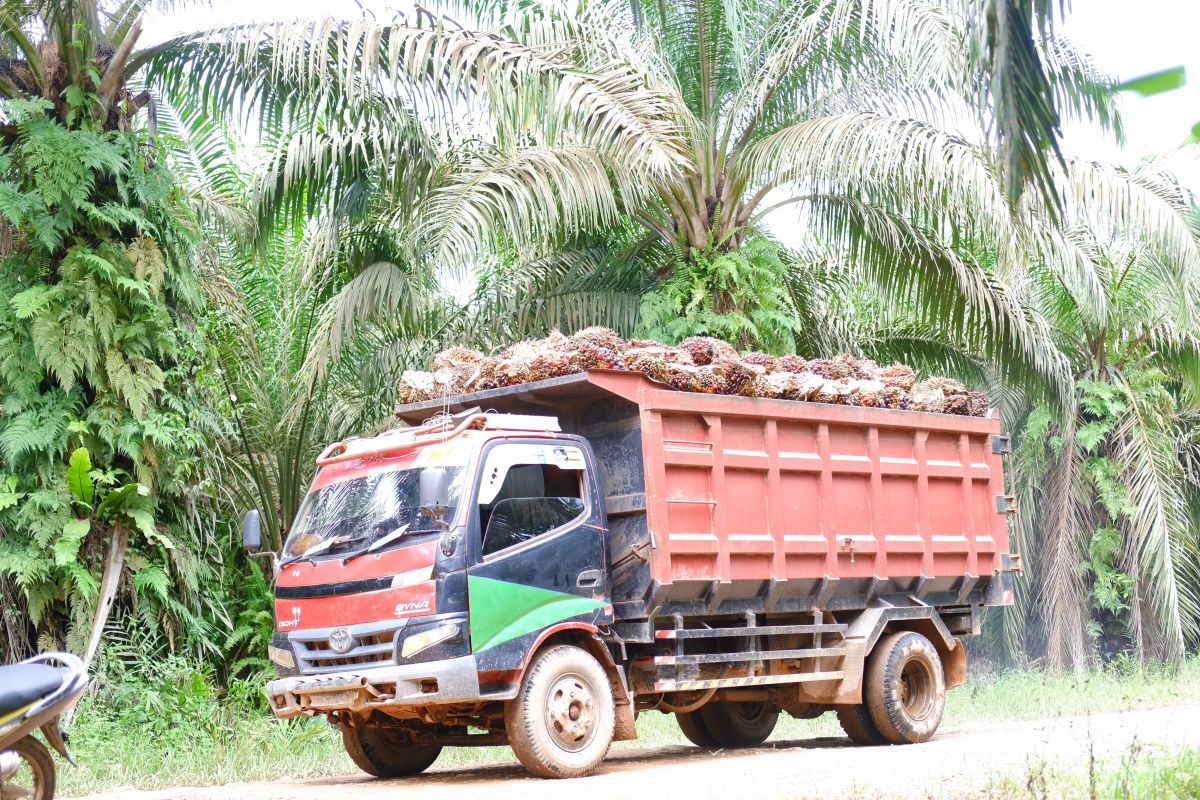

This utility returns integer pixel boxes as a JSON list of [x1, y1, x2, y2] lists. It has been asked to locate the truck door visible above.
[[465, 439, 611, 681]]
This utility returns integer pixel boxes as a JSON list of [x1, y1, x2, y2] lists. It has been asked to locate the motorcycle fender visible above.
[[40, 719, 74, 766]]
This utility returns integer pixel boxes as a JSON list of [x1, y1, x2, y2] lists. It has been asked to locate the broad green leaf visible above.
[[126, 508, 174, 550], [0, 491, 22, 512], [95, 482, 139, 518], [54, 518, 91, 566], [67, 447, 94, 505], [1117, 66, 1186, 97]]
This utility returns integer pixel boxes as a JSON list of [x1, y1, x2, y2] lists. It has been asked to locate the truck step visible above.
[[653, 670, 846, 692], [641, 646, 848, 666], [654, 623, 846, 640]]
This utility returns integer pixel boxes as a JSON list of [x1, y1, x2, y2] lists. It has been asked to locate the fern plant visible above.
[[0, 98, 225, 667]]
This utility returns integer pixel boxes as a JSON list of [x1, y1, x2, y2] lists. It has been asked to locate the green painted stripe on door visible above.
[[468, 575, 606, 653]]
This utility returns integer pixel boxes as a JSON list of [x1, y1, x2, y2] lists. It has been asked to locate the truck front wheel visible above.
[[865, 631, 945, 744], [505, 644, 615, 778], [341, 724, 442, 777], [698, 701, 779, 747]]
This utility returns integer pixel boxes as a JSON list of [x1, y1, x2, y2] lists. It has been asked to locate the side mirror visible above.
[[419, 468, 451, 518], [242, 509, 262, 551]]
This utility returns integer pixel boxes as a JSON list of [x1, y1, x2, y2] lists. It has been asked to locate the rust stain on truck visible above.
[[261, 370, 1018, 779]]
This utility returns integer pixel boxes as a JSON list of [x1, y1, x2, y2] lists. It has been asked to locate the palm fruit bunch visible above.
[[397, 370, 436, 405], [874, 363, 916, 390], [624, 346, 683, 384], [679, 336, 738, 366], [572, 341, 626, 371], [741, 352, 778, 372], [907, 382, 946, 413], [776, 354, 808, 374], [399, 330, 992, 417], [844, 355, 878, 380], [570, 326, 626, 353], [432, 346, 485, 372], [967, 391, 991, 417], [879, 386, 908, 409], [720, 360, 759, 396], [807, 357, 854, 381], [845, 379, 886, 408], [813, 378, 850, 405]]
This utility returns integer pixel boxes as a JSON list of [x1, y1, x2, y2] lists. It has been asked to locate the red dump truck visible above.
[[251, 369, 1018, 779]]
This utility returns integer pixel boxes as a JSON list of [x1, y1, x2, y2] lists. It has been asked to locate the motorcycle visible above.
[[0, 653, 88, 800]]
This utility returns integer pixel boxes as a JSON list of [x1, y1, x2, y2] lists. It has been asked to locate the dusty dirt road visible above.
[[81, 703, 1200, 800]]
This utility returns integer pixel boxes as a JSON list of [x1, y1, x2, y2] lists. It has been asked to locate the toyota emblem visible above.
[[328, 628, 355, 654]]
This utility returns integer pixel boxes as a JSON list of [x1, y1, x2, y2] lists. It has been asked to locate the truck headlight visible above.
[[400, 623, 459, 659], [268, 644, 296, 669]]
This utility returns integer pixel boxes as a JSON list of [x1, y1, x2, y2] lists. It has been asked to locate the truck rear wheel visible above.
[[836, 704, 887, 745], [675, 710, 718, 747], [506, 644, 615, 778], [341, 724, 442, 777], [865, 631, 945, 744], [698, 701, 778, 747]]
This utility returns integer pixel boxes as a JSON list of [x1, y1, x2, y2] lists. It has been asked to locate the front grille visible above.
[[291, 620, 408, 673]]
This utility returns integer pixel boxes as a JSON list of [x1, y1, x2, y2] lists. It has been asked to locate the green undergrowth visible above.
[[976, 744, 1200, 799], [58, 657, 1200, 797]]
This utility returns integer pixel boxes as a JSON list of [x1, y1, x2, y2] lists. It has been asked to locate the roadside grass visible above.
[[974, 744, 1200, 799], [58, 656, 1200, 797]]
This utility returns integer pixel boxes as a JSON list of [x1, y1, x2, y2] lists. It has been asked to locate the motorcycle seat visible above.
[[0, 664, 63, 718]]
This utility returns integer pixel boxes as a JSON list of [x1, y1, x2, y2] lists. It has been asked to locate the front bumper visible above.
[[265, 654, 482, 719]]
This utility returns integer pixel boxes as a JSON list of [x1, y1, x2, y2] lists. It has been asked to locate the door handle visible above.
[[576, 569, 602, 589]]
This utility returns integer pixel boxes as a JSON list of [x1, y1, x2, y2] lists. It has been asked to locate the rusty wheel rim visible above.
[[0, 749, 40, 800], [544, 671, 598, 753], [898, 657, 935, 722]]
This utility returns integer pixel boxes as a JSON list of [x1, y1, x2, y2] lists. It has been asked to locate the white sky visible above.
[[144, 0, 1200, 184]]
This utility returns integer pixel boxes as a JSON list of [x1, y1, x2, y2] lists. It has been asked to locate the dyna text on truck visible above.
[[246, 369, 1019, 778]]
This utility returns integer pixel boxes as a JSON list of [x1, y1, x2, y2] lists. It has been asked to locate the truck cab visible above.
[[264, 411, 622, 777]]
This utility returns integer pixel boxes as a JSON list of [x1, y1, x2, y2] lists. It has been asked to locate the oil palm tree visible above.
[[1007, 212, 1200, 669]]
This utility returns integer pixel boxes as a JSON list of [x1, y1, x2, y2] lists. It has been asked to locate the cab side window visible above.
[[478, 445, 587, 556]]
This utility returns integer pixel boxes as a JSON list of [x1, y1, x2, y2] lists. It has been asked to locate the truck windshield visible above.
[[282, 466, 465, 563]]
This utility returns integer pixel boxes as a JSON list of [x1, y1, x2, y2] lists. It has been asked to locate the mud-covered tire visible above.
[[865, 631, 945, 744], [341, 724, 442, 777], [698, 701, 779, 747], [3, 736, 57, 800], [675, 710, 718, 747], [836, 703, 888, 745], [505, 644, 615, 778]]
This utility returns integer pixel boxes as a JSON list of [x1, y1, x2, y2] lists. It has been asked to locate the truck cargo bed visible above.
[[396, 370, 1013, 621]]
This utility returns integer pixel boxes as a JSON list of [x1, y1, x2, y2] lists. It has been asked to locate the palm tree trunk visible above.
[[81, 524, 128, 673]]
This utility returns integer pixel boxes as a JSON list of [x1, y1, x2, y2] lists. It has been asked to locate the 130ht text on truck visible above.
[[242, 368, 1020, 778]]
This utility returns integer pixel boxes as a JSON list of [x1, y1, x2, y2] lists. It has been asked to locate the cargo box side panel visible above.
[[637, 389, 1009, 614]]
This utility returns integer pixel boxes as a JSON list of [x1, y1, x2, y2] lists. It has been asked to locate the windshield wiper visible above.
[[280, 533, 348, 567], [340, 523, 411, 565]]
